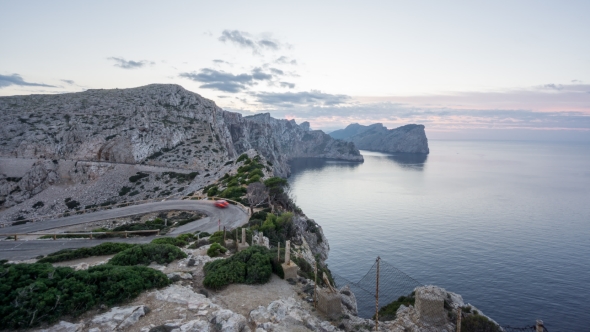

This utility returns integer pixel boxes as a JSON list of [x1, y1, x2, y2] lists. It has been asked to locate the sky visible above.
[[1, 0, 589, 140]]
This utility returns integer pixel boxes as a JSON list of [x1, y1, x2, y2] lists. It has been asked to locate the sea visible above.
[[287, 140, 590, 332]]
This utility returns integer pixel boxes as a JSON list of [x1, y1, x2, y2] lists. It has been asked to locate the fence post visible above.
[[375, 256, 380, 331], [314, 260, 318, 308], [456, 307, 462, 332], [536, 320, 544, 332]]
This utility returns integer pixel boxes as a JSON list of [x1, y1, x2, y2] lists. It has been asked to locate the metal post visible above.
[[536, 320, 544, 332], [375, 256, 380, 331], [314, 261, 318, 308], [456, 308, 462, 332]]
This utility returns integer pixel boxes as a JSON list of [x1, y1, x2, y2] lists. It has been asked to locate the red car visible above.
[[214, 200, 229, 208]]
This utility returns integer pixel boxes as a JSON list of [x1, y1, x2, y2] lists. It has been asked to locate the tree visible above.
[[263, 177, 294, 212], [246, 182, 268, 214]]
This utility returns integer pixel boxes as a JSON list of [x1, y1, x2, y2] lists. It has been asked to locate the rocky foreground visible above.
[[329, 123, 429, 154], [25, 243, 491, 332]]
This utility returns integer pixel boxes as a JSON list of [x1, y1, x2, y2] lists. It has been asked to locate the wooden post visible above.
[[375, 256, 380, 331], [536, 320, 544, 332], [314, 261, 318, 308], [456, 307, 462, 332]]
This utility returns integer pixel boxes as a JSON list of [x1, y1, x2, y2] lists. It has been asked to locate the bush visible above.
[[374, 295, 415, 321], [151, 237, 187, 247], [129, 172, 149, 183], [218, 186, 247, 200], [109, 244, 187, 266], [176, 233, 195, 242], [119, 186, 132, 196], [208, 231, 226, 245], [203, 246, 275, 289], [236, 154, 249, 163], [207, 186, 219, 197], [38, 242, 137, 263], [0, 261, 170, 329], [462, 314, 500, 332], [207, 243, 228, 257]]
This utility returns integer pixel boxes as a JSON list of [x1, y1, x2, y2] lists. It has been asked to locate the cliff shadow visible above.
[[288, 158, 362, 177]]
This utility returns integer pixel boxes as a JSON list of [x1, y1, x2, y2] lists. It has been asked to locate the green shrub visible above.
[[207, 243, 228, 257], [208, 231, 226, 245], [176, 233, 195, 242], [374, 295, 415, 321], [119, 186, 132, 196], [203, 246, 275, 290], [0, 261, 169, 329], [38, 242, 137, 263], [129, 172, 149, 183], [219, 186, 247, 199], [109, 244, 187, 266], [151, 237, 187, 247], [236, 154, 249, 163], [461, 314, 500, 332], [207, 186, 219, 197]]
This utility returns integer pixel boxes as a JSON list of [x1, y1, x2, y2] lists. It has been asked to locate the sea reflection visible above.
[[360, 150, 428, 171], [288, 158, 362, 177]]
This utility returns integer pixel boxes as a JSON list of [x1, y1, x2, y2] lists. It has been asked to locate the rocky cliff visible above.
[[0, 84, 361, 177], [222, 112, 363, 177], [0, 84, 362, 213], [329, 123, 430, 154]]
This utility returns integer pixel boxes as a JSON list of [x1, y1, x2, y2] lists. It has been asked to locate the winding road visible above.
[[0, 199, 249, 261]]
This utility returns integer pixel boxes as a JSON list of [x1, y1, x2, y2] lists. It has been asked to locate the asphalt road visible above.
[[0, 199, 249, 261]]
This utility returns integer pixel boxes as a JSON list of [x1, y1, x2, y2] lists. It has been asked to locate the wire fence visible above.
[[210, 231, 550, 332]]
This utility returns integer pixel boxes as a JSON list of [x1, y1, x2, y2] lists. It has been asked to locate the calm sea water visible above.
[[288, 140, 590, 332]]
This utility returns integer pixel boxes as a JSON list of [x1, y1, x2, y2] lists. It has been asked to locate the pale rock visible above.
[[90, 305, 148, 330], [329, 123, 430, 154], [210, 309, 247, 332], [39, 321, 83, 332]]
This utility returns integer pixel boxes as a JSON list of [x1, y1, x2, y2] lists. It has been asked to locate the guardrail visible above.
[[0, 229, 160, 241], [1, 196, 177, 227]]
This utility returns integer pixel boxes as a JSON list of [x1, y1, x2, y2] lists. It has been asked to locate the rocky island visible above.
[[329, 123, 430, 154]]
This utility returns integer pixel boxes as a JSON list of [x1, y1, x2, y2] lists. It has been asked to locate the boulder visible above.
[[90, 305, 149, 330]]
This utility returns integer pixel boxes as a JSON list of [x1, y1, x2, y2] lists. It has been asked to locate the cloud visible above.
[[543, 83, 564, 91], [108, 57, 153, 69], [279, 82, 295, 89], [275, 56, 297, 65], [213, 59, 231, 65], [61, 79, 75, 85], [0, 74, 56, 88], [269, 68, 284, 75], [179, 67, 278, 93], [218, 30, 281, 54], [254, 90, 350, 107], [572, 79, 582, 83]]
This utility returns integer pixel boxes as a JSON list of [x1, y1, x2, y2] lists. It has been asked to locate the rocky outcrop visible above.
[[222, 112, 363, 176], [329, 123, 430, 154], [0, 160, 59, 208]]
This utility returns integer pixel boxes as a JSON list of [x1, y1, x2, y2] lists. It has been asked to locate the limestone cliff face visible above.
[[329, 123, 430, 154], [222, 112, 363, 177], [0, 84, 362, 178]]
